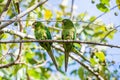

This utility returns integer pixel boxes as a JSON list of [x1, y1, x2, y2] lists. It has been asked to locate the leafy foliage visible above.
[[0, 0, 119, 80]]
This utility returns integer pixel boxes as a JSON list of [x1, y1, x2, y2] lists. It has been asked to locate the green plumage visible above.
[[62, 19, 76, 71], [32, 21, 58, 70]]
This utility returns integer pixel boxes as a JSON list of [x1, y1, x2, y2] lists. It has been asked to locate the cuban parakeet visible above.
[[62, 19, 76, 71], [32, 21, 58, 70]]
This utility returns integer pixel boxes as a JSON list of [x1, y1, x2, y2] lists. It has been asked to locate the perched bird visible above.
[[32, 21, 58, 70], [62, 19, 76, 71]]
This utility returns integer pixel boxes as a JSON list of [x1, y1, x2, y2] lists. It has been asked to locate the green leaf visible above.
[[116, 0, 120, 10], [95, 51, 105, 62], [28, 69, 41, 79], [0, 0, 3, 3], [90, 58, 97, 66], [100, 0, 110, 6], [25, 50, 34, 59], [56, 55, 64, 67], [89, 16, 96, 22], [1, 33, 8, 39], [107, 30, 116, 39], [44, 9, 52, 20], [78, 67, 84, 80], [1, 44, 7, 50], [93, 31, 103, 37], [96, 3, 109, 12], [13, 65, 22, 75], [73, 43, 81, 49], [94, 25, 107, 32]]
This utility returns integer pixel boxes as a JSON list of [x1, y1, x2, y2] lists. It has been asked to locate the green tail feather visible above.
[[47, 49, 58, 70], [65, 51, 69, 72]]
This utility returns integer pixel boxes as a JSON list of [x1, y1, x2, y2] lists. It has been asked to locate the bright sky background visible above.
[[47, 0, 120, 79]]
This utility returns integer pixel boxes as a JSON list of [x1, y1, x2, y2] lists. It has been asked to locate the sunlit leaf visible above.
[[28, 69, 41, 79], [25, 50, 34, 59], [44, 9, 52, 20], [94, 25, 107, 32], [90, 58, 97, 66], [1, 44, 7, 50], [107, 30, 116, 39], [100, 0, 110, 6], [56, 55, 64, 67], [95, 51, 105, 62], [1, 33, 8, 39], [89, 16, 96, 22]]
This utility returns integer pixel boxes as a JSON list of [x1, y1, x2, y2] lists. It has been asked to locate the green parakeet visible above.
[[62, 19, 76, 71], [32, 21, 58, 70]]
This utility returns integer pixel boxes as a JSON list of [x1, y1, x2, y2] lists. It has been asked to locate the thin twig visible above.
[[33, 60, 48, 68], [80, 5, 119, 34], [70, 0, 74, 19], [0, 61, 25, 69], [0, 0, 48, 30], [15, 2, 23, 61], [0, 40, 120, 48]]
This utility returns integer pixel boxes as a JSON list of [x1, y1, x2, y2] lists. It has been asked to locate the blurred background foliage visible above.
[[0, 0, 120, 80]]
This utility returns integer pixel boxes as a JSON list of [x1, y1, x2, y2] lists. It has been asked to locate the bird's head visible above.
[[32, 21, 44, 29], [62, 19, 74, 29]]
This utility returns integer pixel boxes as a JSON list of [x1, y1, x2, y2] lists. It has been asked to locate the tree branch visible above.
[[0, 0, 48, 30], [0, 40, 120, 48], [15, 2, 23, 62], [69, 55, 104, 80], [0, 61, 25, 69], [0, 28, 35, 39], [0, 28, 120, 48]]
